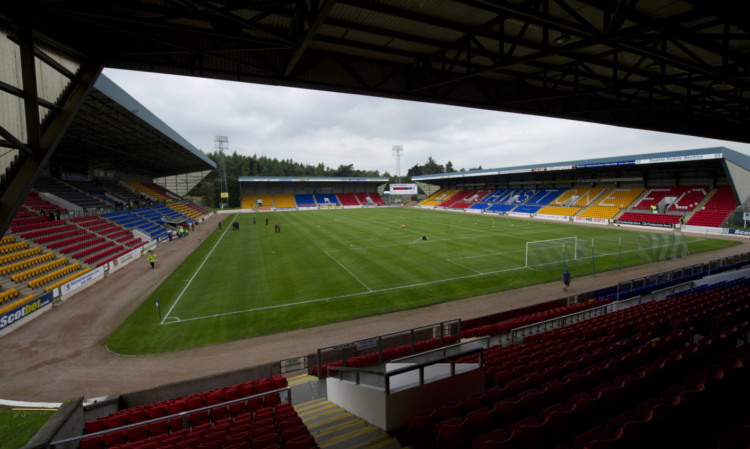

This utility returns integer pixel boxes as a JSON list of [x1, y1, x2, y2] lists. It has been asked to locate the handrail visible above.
[[48, 386, 291, 448], [328, 337, 489, 394], [322, 318, 458, 348], [316, 318, 461, 378], [509, 302, 613, 344], [510, 278, 701, 344]]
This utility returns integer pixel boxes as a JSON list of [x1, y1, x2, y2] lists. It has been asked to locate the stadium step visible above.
[[688, 188, 718, 222], [296, 398, 403, 449], [287, 373, 318, 387]]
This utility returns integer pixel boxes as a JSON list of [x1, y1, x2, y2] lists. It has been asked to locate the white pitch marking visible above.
[[160, 213, 237, 324], [163, 264, 532, 325], [324, 251, 372, 292]]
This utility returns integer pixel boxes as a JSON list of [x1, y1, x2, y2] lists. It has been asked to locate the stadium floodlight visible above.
[[215, 135, 229, 208], [392, 145, 403, 184]]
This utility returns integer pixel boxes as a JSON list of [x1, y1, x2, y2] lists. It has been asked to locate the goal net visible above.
[[525, 237, 590, 269], [636, 233, 690, 262]]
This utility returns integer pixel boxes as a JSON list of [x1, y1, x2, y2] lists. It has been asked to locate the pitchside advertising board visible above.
[[0, 291, 53, 330], [60, 267, 104, 296]]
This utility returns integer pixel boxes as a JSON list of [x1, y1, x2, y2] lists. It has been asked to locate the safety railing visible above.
[[48, 386, 291, 448], [316, 318, 461, 378], [616, 252, 750, 300], [327, 337, 488, 395], [509, 302, 614, 344], [510, 278, 704, 344]]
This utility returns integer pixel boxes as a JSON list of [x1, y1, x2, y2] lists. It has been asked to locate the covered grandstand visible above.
[[414, 147, 750, 232], [238, 177, 389, 211], [0, 73, 216, 337]]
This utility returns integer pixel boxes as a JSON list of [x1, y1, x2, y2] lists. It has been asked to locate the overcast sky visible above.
[[104, 68, 750, 176]]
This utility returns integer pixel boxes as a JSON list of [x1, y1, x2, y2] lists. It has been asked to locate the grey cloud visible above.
[[104, 68, 750, 175]]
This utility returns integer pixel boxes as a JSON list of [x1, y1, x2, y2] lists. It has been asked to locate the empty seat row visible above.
[[0, 288, 20, 305], [0, 241, 28, 254], [406, 276, 750, 449], [86, 246, 127, 265], [10, 257, 68, 282], [32, 227, 84, 244], [0, 252, 54, 276], [57, 236, 104, 254], [85, 375, 289, 435], [72, 241, 115, 261], [462, 300, 610, 339], [28, 262, 81, 289], [0, 246, 41, 266]]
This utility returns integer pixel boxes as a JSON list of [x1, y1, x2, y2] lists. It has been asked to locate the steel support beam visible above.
[[0, 26, 103, 235]]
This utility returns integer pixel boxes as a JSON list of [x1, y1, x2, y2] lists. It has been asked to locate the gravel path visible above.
[[0, 213, 747, 403]]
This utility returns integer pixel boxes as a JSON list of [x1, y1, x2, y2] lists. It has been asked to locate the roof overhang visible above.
[[53, 74, 215, 178], [412, 147, 747, 185], [2, 1, 749, 145], [239, 176, 388, 183]]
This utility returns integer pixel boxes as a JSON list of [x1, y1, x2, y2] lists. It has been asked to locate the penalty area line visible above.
[[324, 250, 372, 292], [160, 212, 237, 325]]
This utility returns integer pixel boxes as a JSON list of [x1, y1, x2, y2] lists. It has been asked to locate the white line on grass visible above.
[[160, 213, 236, 324], [445, 258, 481, 274], [162, 263, 531, 325], [162, 212, 697, 325], [324, 250, 372, 292], [324, 232, 503, 254]]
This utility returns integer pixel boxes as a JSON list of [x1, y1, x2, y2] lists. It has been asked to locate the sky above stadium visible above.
[[104, 68, 750, 176]]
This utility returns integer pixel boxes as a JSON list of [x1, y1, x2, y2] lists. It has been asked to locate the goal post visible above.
[[525, 236, 588, 269]]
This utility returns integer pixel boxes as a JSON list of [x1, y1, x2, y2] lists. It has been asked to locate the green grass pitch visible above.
[[107, 207, 739, 354]]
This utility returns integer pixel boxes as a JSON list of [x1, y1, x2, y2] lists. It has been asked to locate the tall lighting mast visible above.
[[215, 135, 229, 209], [392, 145, 403, 184]]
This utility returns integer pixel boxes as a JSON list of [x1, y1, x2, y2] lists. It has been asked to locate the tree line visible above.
[[406, 156, 482, 176], [193, 152, 470, 208]]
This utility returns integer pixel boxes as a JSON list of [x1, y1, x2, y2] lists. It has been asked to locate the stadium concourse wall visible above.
[[0, 211, 215, 336], [0, 250, 138, 338], [0, 240, 162, 338]]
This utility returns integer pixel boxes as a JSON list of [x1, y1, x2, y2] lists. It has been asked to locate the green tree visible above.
[[407, 164, 423, 177], [333, 164, 355, 177], [422, 156, 444, 174]]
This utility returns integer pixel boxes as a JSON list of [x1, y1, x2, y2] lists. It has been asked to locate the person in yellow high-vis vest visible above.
[[148, 251, 156, 269]]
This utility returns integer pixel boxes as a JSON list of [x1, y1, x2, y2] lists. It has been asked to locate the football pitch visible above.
[[107, 208, 739, 354]]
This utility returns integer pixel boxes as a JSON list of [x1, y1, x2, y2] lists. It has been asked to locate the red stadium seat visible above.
[[283, 434, 316, 449], [79, 435, 103, 449]]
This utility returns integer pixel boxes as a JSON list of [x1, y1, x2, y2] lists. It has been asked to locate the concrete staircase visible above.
[[288, 374, 406, 449], [296, 398, 404, 449]]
